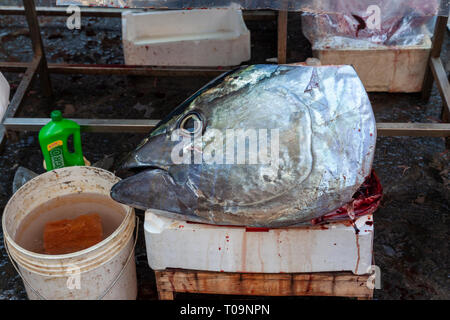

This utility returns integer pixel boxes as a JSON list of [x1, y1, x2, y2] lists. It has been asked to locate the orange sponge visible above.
[[43, 213, 103, 255]]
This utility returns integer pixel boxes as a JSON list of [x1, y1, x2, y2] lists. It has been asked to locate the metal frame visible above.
[[0, 2, 449, 151]]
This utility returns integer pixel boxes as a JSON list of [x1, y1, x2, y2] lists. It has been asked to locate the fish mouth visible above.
[[110, 165, 197, 214], [110, 167, 172, 210]]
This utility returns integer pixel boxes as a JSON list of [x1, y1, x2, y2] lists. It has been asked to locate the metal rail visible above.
[[0, 62, 232, 77], [3, 118, 450, 137], [0, 5, 277, 19], [3, 118, 159, 133]]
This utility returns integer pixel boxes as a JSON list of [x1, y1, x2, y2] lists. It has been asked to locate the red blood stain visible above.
[[352, 14, 367, 37], [311, 170, 382, 225], [245, 227, 270, 232]]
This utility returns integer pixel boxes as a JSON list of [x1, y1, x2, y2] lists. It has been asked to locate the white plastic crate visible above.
[[144, 210, 374, 275], [122, 9, 251, 66]]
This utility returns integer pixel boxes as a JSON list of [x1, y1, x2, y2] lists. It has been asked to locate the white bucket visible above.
[[2, 166, 138, 300]]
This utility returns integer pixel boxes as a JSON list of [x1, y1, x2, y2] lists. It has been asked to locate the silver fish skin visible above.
[[111, 64, 376, 227]]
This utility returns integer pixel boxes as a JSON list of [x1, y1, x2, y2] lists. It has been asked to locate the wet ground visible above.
[[0, 9, 449, 300]]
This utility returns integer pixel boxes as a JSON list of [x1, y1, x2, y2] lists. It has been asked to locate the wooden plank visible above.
[[277, 11, 288, 64], [155, 269, 373, 299], [158, 290, 175, 300]]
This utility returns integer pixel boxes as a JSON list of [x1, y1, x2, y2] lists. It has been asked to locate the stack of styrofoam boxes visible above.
[[144, 210, 374, 275], [122, 8, 251, 66]]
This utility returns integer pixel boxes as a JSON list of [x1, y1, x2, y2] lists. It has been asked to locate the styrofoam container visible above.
[[122, 9, 251, 66], [313, 36, 431, 92], [144, 210, 374, 275]]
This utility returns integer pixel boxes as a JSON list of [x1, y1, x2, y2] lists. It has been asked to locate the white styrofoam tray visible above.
[[144, 210, 374, 275], [122, 8, 251, 66]]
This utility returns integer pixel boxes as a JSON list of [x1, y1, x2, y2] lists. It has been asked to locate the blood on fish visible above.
[[245, 227, 270, 232], [352, 14, 367, 37], [311, 170, 382, 225]]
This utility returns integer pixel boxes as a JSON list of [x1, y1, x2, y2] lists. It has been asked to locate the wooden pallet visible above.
[[155, 269, 374, 300]]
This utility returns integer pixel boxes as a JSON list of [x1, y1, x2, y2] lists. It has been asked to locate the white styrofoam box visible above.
[[313, 35, 431, 93], [144, 210, 374, 275], [122, 8, 251, 66], [0, 72, 10, 121]]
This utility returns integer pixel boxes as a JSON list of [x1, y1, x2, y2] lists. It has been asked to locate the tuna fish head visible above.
[[111, 64, 376, 227]]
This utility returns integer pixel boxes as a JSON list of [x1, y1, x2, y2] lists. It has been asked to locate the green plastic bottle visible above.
[[39, 110, 85, 171]]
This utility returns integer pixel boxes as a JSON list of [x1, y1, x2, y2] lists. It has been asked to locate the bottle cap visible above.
[[51, 110, 63, 122]]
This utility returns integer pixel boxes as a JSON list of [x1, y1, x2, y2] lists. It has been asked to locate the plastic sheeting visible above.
[[12, 167, 38, 194], [302, 0, 445, 48]]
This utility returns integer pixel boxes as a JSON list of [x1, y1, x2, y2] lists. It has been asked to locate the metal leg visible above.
[[0, 125, 6, 151], [424, 15, 450, 147], [421, 15, 447, 101], [23, 0, 52, 98], [4, 56, 41, 120], [0, 56, 41, 149], [277, 10, 288, 64]]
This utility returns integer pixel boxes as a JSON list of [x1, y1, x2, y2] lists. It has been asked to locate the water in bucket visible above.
[[15, 193, 126, 254]]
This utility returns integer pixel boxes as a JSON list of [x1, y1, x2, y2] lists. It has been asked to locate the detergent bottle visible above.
[[39, 110, 85, 171]]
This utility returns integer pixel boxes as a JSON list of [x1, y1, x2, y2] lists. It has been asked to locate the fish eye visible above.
[[178, 112, 204, 136]]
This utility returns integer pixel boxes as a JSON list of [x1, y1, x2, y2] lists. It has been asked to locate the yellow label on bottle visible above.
[[47, 140, 63, 151]]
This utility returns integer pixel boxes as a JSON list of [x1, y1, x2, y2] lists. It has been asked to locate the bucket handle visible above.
[[4, 216, 139, 300]]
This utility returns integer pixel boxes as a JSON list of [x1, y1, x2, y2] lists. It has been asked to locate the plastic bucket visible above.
[[2, 166, 137, 300]]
